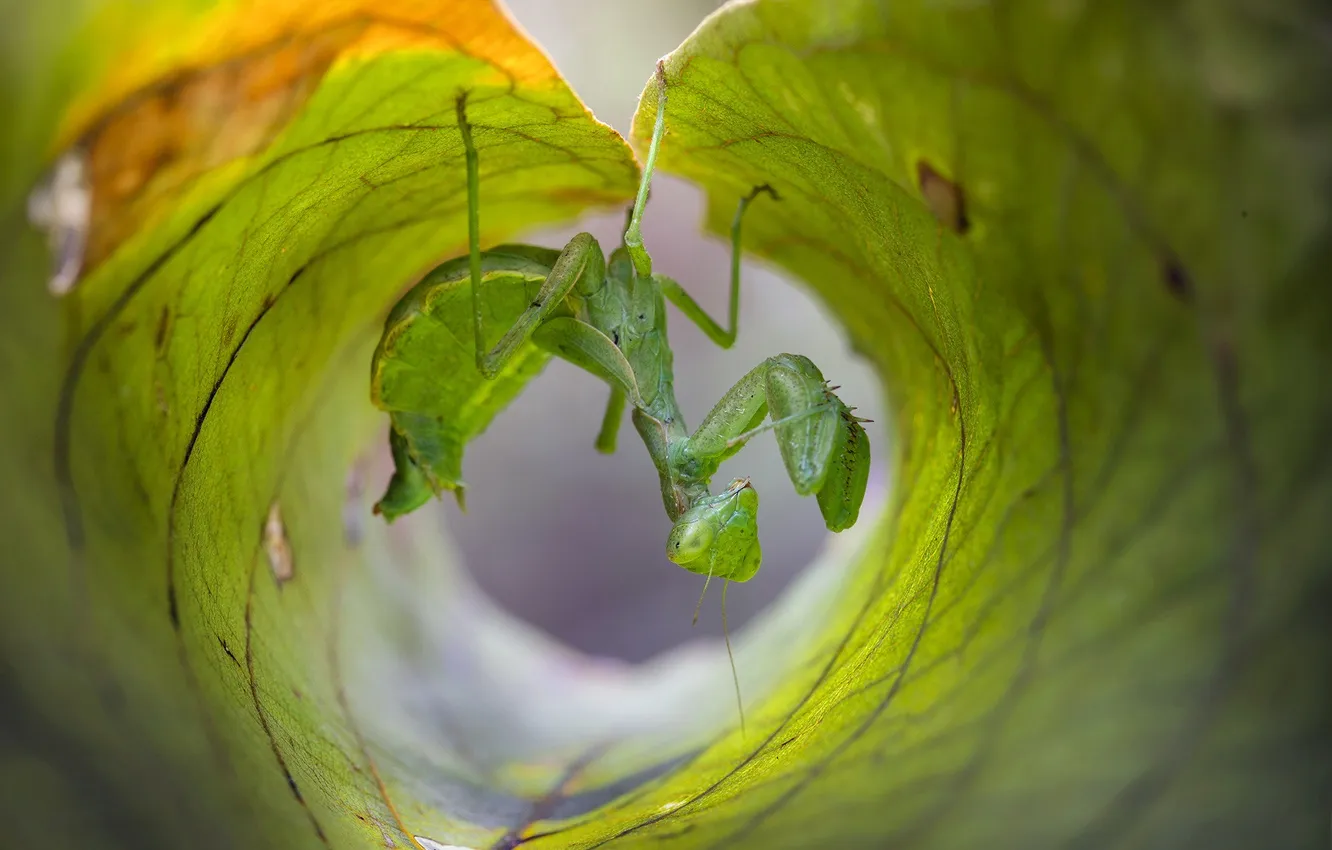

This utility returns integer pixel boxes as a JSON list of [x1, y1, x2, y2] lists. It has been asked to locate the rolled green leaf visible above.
[[0, 1, 1327, 849]]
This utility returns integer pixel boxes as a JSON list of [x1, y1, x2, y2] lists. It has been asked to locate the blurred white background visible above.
[[439, 0, 887, 662]]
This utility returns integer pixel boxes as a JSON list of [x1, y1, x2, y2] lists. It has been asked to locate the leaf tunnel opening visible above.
[[337, 177, 894, 808]]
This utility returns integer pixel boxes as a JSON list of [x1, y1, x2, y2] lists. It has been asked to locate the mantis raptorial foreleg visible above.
[[663, 354, 870, 582], [473, 233, 604, 378]]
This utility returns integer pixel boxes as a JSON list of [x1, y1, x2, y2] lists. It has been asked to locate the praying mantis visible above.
[[370, 64, 871, 728]]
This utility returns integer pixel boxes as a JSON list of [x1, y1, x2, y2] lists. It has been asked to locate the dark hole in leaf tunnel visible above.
[[917, 160, 970, 234]]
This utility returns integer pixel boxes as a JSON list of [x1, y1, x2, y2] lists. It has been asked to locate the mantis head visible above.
[[666, 478, 762, 582]]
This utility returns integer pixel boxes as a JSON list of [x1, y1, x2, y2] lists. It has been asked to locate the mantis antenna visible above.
[[693, 564, 715, 627], [722, 579, 745, 739], [693, 566, 746, 738]]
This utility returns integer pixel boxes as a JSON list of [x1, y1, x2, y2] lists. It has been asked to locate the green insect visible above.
[[370, 65, 871, 730]]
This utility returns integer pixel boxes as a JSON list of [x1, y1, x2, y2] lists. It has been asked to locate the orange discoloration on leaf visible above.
[[341, 4, 558, 85], [60, 1, 557, 146], [82, 25, 358, 270], [59, 0, 566, 276], [542, 185, 641, 209]]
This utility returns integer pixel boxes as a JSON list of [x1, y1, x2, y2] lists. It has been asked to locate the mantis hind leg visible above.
[[656, 183, 779, 350], [458, 93, 485, 368], [595, 388, 626, 454], [455, 92, 608, 380]]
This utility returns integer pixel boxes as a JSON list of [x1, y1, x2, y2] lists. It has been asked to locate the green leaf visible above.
[[609, 1, 1332, 847], [1, 2, 640, 848], [1, 1, 1329, 850]]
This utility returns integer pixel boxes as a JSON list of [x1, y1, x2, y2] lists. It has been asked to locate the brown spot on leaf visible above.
[[545, 185, 638, 208], [167, 584, 180, 629], [1162, 255, 1195, 305], [916, 161, 969, 234], [264, 501, 294, 586]]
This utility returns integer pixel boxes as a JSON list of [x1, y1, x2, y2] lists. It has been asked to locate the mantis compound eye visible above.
[[665, 479, 763, 582], [666, 513, 718, 564]]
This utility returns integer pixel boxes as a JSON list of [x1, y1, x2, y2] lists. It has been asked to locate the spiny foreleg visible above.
[[683, 353, 871, 535]]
